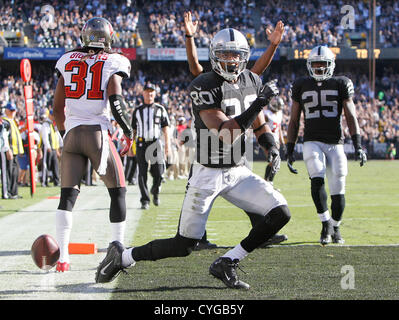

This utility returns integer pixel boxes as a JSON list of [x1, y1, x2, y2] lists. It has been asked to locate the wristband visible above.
[[253, 123, 267, 132], [185, 34, 193, 38]]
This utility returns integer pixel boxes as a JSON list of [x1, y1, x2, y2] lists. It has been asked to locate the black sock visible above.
[[240, 205, 291, 252], [331, 194, 345, 223], [311, 177, 328, 213]]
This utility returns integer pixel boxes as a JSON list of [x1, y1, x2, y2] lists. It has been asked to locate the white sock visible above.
[[111, 221, 126, 244], [121, 247, 136, 268], [222, 243, 248, 261], [331, 219, 341, 227], [55, 209, 73, 263], [318, 210, 331, 222]]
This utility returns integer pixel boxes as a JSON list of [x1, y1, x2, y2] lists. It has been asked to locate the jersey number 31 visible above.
[[64, 60, 105, 100]]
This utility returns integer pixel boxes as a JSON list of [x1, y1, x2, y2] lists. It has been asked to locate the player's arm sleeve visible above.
[[111, 55, 131, 79], [109, 94, 133, 138], [55, 56, 64, 78], [290, 79, 302, 102], [340, 77, 355, 100]]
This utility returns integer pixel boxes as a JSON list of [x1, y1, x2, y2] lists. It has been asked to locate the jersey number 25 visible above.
[[302, 90, 338, 119]]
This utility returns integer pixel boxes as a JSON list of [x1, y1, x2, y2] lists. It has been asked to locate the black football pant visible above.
[[42, 149, 60, 186], [6, 156, 19, 197], [124, 156, 137, 183], [0, 151, 9, 198], [136, 140, 164, 205]]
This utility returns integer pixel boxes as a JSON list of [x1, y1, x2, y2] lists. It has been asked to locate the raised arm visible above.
[[184, 11, 203, 77], [250, 21, 284, 76]]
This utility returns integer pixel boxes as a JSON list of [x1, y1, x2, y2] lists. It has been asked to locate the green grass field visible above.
[[0, 185, 59, 218], [116, 160, 399, 300], [0, 160, 397, 300]]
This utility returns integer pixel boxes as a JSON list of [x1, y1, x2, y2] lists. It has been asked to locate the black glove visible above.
[[258, 79, 279, 105], [355, 148, 367, 167], [265, 145, 281, 181], [286, 142, 298, 174], [351, 134, 367, 167]]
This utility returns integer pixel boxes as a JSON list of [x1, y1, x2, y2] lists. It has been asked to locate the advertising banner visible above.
[[4, 47, 65, 60]]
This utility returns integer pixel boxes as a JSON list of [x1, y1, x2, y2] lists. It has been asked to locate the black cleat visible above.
[[153, 195, 160, 206], [141, 202, 150, 210], [320, 220, 333, 245], [332, 226, 345, 244], [259, 234, 288, 247], [194, 240, 218, 251], [209, 257, 250, 290], [95, 241, 126, 283]]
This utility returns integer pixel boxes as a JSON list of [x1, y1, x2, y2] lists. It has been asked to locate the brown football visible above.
[[31, 234, 60, 270]]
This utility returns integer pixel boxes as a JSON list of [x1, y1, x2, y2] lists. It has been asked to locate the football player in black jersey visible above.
[[184, 10, 288, 248], [96, 28, 291, 290], [286, 45, 367, 245]]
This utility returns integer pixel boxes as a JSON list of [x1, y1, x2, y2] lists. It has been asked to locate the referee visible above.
[[131, 83, 170, 209]]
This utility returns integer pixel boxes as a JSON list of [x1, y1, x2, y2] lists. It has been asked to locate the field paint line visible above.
[[0, 183, 142, 300], [267, 243, 399, 247], [211, 203, 399, 209]]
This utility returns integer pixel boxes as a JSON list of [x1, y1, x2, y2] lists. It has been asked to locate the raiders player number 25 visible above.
[[286, 45, 367, 245]]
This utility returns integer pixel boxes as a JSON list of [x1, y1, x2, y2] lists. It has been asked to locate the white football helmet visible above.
[[306, 46, 335, 81], [209, 28, 250, 82]]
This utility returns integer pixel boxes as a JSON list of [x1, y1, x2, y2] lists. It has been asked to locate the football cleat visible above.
[[332, 226, 345, 244], [153, 195, 160, 206], [259, 234, 288, 248], [56, 262, 70, 272], [141, 202, 150, 210], [95, 241, 126, 283], [194, 240, 218, 251], [209, 257, 250, 290], [320, 220, 333, 245]]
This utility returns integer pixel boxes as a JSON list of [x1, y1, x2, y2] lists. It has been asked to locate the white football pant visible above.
[[178, 163, 287, 240], [303, 141, 348, 195]]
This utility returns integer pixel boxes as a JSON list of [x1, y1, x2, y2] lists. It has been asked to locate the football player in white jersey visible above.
[[287, 45, 367, 245], [264, 96, 285, 182], [53, 17, 134, 272]]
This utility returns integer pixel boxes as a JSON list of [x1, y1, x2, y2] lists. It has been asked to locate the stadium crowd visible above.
[[1, 61, 398, 200], [1, 62, 398, 154], [2, 0, 399, 49], [1, 0, 143, 49], [1, 0, 399, 199]]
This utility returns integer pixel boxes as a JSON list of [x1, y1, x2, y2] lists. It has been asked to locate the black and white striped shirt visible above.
[[131, 103, 170, 141]]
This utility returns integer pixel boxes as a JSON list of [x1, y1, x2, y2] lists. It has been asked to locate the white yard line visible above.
[[0, 183, 141, 300]]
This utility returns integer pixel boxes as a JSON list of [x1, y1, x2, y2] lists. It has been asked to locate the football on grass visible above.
[[31, 234, 60, 270]]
